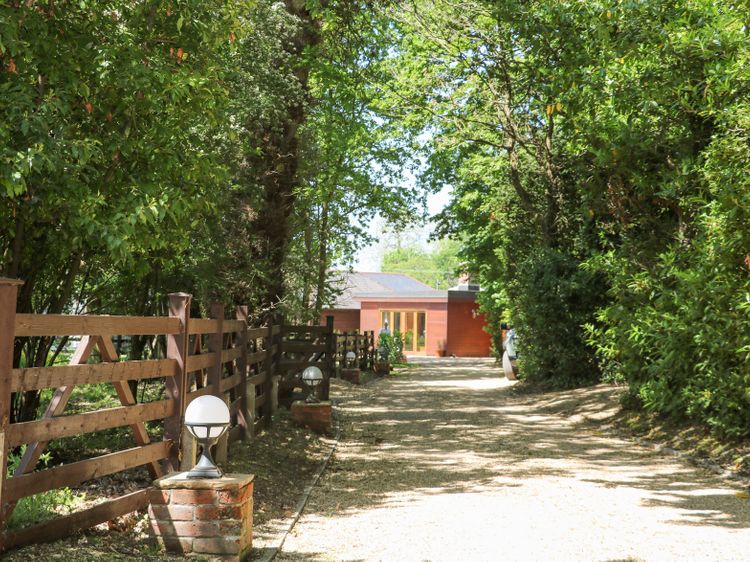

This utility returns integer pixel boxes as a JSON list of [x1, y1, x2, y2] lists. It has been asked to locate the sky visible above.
[[353, 185, 452, 272]]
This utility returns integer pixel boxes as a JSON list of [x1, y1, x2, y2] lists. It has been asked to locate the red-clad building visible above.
[[320, 272, 491, 357]]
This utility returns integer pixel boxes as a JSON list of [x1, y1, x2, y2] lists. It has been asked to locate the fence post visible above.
[[323, 316, 335, 400], [333, 330, 340, 378], [370, 331, 376, 370], [263, 324, 275, 429], [165, 293, 191, 472], [209, 303, 228, 464], [0, 278, 22, 533], [362, 332, 366, 369], [364, 331, 372, 371], [353, 329, 360, 370], [366, 331, 370, 371], [235, 306, 251, 440], [342, 331, 349, 368]]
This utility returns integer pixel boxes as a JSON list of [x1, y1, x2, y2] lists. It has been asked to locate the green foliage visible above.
[[6, 446, 84, 529], [366, 0, 750, 436], [568, 0, 750, 436], [510, 249, 604, 386], [0, 1, 238, 298], [587, 103, 750, 436], [381, 239, 461, 289], [378, 331, 405, 364], [5, 0, 750, 442], [283, 3, 420, 321], [1, 0, 417, 335]]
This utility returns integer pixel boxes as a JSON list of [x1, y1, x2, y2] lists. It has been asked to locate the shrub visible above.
[[509, 248, 606, 387], [581, 107, 750, 438], [377, 331, 405, 364]]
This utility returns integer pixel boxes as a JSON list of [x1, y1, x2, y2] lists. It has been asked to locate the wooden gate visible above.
[[277, 318, 336, 400], [335, 330, 376, 373]]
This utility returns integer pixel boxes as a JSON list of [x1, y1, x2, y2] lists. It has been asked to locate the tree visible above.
[[0, 0, 243, 420], [381, 239, 460, 289], [365, 0, 750, 435], [365, 0, 604, 383]]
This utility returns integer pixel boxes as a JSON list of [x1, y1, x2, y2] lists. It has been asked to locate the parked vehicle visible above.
[[502, 328, 518, 380]]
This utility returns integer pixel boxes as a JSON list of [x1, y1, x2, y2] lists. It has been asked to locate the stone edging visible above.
[[629, 434, 750, 487], [578, 414, 750, 490], [257, 403, 342, 562]]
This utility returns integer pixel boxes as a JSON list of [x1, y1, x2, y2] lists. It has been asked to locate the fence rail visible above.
[[14, 313, 182, 337]]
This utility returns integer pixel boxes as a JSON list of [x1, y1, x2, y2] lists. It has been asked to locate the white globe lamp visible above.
[[301, 366, 324, 403], [345, 351, 357, 368], [184, 395, 230, 478]]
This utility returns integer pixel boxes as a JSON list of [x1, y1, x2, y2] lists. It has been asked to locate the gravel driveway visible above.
[[277, 358, 750, 561]]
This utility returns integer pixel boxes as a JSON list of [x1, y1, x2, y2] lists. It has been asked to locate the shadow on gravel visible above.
[[309, 358, 750, 531]]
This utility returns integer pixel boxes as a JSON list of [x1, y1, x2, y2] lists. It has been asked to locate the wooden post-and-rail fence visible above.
[[0, 279, 333, 552]]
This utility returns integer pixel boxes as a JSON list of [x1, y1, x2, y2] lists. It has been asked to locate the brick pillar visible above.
[[290, 401, 332, 434], [149, 473, 254, 560], [340, 367, 362, 385]]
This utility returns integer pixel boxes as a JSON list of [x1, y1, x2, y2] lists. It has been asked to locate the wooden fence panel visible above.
[[280, 325, 331, 336], [275, 320, 335, 401], [185, 352, 217, 373], [188, 318, 220, 335], [223, 319, 246, 334], [334, 330, 375, 372], [99, 336, 163, 479], [7, 400, 175, 447], [5, 442, 170, 503], [246, 327, 268, 340], [1, 297, 187, 550], [0, 283, 290, 552]]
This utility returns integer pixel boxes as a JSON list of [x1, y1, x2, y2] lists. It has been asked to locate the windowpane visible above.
[[417, 312, 426, 350], [405, 312, 415, 350]]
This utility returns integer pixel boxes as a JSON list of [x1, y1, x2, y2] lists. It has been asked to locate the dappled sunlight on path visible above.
[[275, 359, 750, 561]]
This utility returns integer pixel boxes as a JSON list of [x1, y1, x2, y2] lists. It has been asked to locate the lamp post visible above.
[[184, 395, 230, 479], [345, 350, 357, 369], [301, 365, 323, 403], [377, 341, 388, 362]]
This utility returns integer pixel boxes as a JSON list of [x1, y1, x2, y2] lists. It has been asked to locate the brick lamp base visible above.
[[341, 368, 362, 384], [149, 472, 254, 560], [374, 362, 390, 376], [290, 400, 332, 434]]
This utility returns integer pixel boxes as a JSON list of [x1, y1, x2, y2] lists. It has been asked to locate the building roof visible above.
[[327, 271, 446, 310]]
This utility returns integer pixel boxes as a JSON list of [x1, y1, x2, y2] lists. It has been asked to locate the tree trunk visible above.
[[247, 0, 323, 324], [313, 199, 330, 317], [301, 212, 314, 314]]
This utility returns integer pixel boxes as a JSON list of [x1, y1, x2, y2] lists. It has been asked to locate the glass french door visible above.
[[380, 310, 426, 353]]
